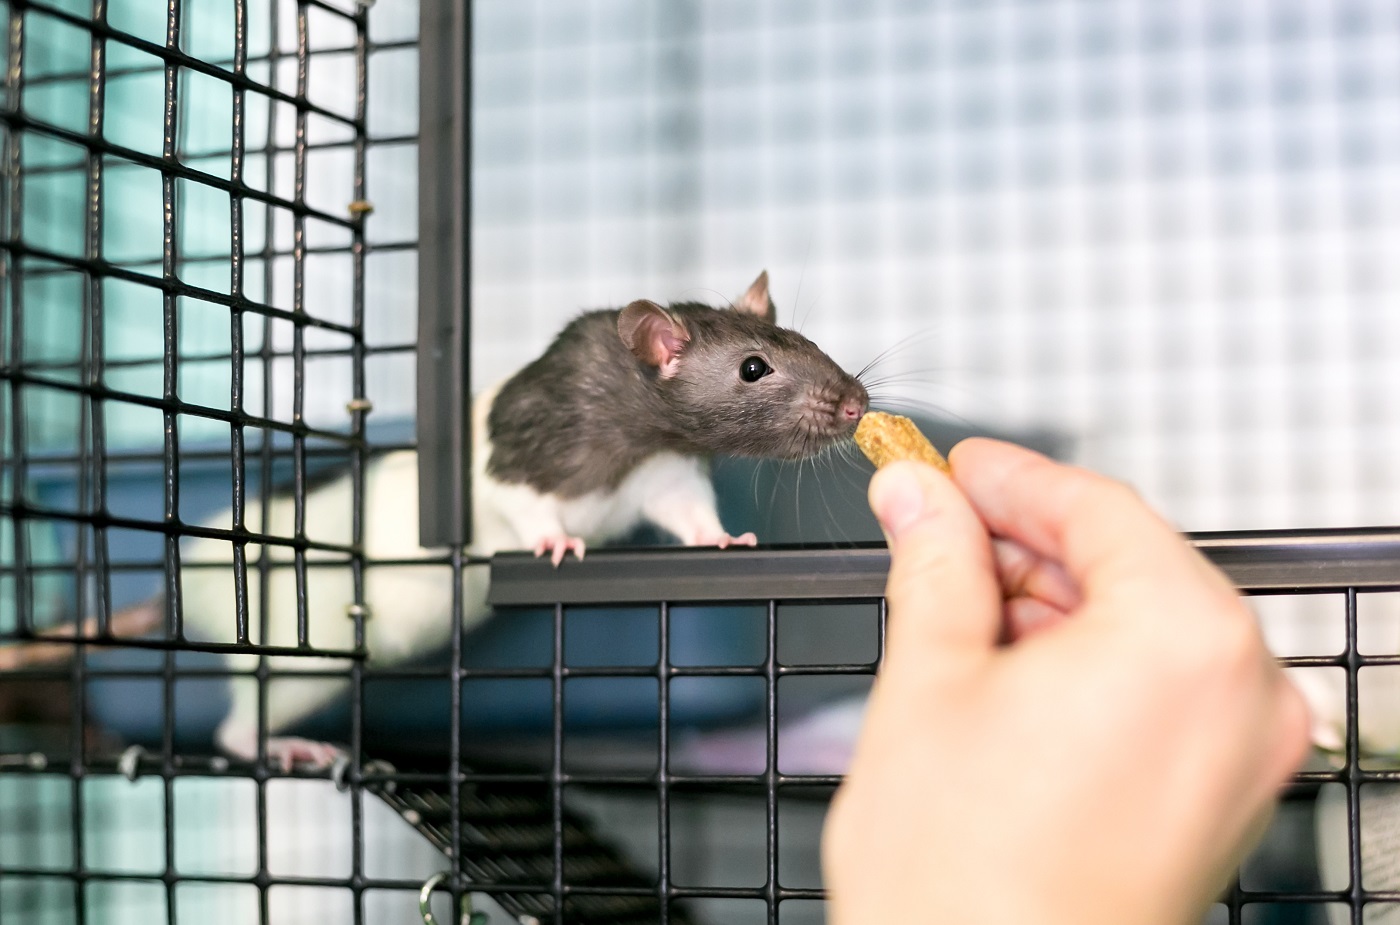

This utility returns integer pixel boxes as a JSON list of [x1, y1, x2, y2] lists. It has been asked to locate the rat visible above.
[[483, 269, 869, 560], [1, 272, 869, 770]]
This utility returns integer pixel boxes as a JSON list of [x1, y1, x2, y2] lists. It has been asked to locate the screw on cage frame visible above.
[[418, 872, 489, 925]]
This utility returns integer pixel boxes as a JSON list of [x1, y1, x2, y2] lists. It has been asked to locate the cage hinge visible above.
[[346, 602, 371, 621], [346, 398, 374, 415]]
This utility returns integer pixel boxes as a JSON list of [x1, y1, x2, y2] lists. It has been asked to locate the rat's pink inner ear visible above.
[[618, 300, 690, 378], [735, 270, 777, 323]]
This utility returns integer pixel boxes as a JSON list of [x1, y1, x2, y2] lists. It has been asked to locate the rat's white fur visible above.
[[181, 383, 740, 765]]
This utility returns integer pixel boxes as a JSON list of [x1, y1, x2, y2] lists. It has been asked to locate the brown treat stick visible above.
[[853, 411, 951, 474]]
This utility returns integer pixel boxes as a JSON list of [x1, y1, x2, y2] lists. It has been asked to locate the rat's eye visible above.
[[739, 356, 772, 382]]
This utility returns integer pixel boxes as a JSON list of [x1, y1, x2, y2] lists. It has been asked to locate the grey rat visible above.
[[484, 270, 869, 561], [3, 272, 868, 769]]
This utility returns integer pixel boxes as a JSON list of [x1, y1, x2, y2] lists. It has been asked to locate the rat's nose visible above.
[[841, 398, 865, 422]]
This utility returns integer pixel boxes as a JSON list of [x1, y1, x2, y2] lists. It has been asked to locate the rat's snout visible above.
[[841, 379, 870, 425], [800, 377, 867, 438], [782, 365, 870, 458]]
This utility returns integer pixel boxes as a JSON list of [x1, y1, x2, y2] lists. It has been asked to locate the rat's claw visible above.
[[534, 535, 586, 567], [715, 532, 758, 549], [265, 737, 345, 773]]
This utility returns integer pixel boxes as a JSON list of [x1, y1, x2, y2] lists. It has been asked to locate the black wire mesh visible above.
[[0, 0, 392, 921], [1, 2, 1399, 925], [485, 537, 1400, 925]]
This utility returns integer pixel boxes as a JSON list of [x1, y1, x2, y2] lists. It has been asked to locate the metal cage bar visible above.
[[414, 0, 471, 550]]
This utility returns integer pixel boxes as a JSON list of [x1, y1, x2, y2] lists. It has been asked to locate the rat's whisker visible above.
[[748, 459, 768, 512], [812, 455, 849, 544], [766, 459, 789, 526], [856, 329, 944, 380], [865, 397, 983, 431]]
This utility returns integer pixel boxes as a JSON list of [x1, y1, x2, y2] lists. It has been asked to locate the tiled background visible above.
[[466, 0, 1400, 532]]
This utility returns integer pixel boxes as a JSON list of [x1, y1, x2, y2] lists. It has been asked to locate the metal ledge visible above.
[[1188, 528, 1400, 593], [488, 545, 890, 606], [488, 529, 1400, 606]]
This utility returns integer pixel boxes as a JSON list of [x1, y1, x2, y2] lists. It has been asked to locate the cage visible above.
[[2, 1, 1400, 925]]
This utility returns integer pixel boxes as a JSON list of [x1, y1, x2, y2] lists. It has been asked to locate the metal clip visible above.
[[346, 602, 371, 621], [117, 745, 147, 782], [330, 756, 397, 795], [418, 872, 488, 925], [347, 200, 375, 216], [330, 754, 352, 792], [365, 758, 397, 795], [346, 398, 374, 414]]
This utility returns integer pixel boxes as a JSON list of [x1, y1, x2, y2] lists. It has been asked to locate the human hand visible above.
[[822, 439, 1311, 925]]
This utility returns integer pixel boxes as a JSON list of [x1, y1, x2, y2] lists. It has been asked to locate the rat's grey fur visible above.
[[487, 301, 869, 498]]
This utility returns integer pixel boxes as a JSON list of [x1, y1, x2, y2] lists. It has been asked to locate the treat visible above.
[[853, 411, 951, 474]]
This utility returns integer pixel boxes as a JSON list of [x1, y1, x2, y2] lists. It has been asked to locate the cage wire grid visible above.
[[0, 0, 401, 920], [0, 1, 1399, 925]]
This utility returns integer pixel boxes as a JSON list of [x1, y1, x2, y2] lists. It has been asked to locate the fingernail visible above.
[[872, 465, 926, 540]]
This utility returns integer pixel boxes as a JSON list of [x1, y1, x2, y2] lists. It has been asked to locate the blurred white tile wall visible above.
[[459, 0, 1400, 531]]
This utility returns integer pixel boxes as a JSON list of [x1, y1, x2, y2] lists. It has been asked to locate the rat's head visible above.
[[617, 272, 869, 459]]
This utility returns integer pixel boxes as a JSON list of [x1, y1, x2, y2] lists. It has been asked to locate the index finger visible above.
[[868, 460, 1004, 680]]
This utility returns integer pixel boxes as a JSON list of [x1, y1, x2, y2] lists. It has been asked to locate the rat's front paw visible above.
[[265, 736, 346, 773], [534, 535, 587, 567], [692, 531, 757, 549]]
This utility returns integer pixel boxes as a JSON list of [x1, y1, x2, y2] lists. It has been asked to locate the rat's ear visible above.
[[618, 300, 691, 379], [735, 270, 777, 324]]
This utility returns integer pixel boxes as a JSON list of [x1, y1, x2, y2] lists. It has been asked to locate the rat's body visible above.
[[9, 273, 869, 768], [490, 298, 868, 495]]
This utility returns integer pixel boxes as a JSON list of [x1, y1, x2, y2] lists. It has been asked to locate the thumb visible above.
[[870, 461, 1002, 678]]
